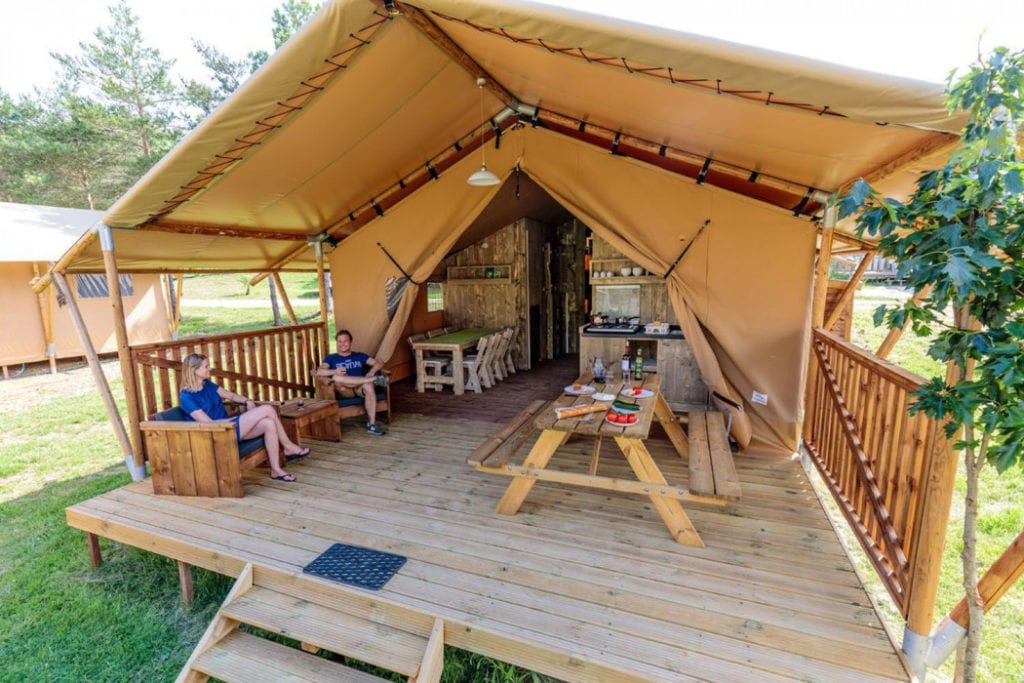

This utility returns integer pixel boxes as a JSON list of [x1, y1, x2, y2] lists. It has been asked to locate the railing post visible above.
[[803, 207, 836, 443]]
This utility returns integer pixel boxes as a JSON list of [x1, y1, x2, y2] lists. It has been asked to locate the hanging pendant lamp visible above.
[[468, 78, 500, 187]]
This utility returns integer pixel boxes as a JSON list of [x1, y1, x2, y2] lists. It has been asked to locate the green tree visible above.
[[183, 0, 321, 117], [52, 0, 180, 161], [839, 47, 1024, 682]]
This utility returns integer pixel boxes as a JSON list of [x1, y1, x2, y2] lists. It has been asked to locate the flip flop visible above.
[[271, 473, 297, 482], [284, 447, 311, 463]]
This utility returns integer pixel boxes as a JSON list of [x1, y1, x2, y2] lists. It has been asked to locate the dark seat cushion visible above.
[[336, 389, 387, 408], [153, 406, 265, 459]]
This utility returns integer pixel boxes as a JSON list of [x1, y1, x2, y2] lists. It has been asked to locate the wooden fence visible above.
[[130, 323, 327, 421], [804, 328, 950, 616]]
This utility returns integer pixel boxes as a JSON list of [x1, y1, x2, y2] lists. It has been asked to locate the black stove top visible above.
[[585, 323, 639, 333]]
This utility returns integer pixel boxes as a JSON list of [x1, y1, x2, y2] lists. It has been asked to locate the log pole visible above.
[[315, 242, 330, 359], [802, 206, 836, 443], [98, 224, 146, 476], [272, 272, 298, 325]]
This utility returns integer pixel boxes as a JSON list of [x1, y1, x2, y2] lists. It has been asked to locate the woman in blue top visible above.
[[180, 353, 308, 482]]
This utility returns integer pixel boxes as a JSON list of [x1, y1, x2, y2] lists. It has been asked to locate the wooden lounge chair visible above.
[[141, 406, 268, 498], [313, 370, 392, 424], [503, 325, 519, 375]]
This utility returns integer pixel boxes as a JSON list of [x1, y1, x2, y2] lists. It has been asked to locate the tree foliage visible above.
[[840, 46, 1024, 682], [839, 47, 1024, 473]]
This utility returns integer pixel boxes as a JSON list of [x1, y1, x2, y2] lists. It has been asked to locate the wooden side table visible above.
[[278, 399, 341, 446]]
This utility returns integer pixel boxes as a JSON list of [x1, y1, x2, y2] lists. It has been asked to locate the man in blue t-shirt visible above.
[[318, 329, 388, 435]]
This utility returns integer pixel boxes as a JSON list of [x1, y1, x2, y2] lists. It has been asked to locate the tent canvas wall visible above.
[[44, 0, 964, 454], [0, 203, 171, 369]]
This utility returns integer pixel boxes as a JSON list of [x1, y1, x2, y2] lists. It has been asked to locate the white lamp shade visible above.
[[467, 165, 501, 186]]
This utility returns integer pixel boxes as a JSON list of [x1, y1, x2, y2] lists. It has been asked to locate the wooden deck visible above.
[[66, 360, 910, 682]]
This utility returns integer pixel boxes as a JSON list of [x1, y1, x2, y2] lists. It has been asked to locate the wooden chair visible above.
[[503, 325, 519, 375], [408, 333, 449, 392], [313, 370, 392, 424], [459, 334, 492, 393], [489, 327, 513, 382], [142, 406, 268, 498]]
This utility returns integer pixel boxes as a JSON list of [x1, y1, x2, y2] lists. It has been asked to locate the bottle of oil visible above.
[[634, 347, 644, 381], [621, 340, 631, 377]]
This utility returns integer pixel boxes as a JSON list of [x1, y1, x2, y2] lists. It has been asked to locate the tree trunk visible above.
[[961, 430, 983, 682]]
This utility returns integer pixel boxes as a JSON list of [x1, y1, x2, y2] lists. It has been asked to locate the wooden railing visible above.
[[130, 323, 327, 420], [804, 328, 951, 616]]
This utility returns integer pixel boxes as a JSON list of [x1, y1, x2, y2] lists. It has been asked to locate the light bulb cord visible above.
[[478, 79, 487, 167]]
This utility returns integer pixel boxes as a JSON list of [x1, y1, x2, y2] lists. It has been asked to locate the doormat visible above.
[[302, 543, 407, 590]]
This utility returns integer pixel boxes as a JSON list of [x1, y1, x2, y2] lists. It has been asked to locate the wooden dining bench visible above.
[[467, 400, 549, 470], [685, 410, 741, 500]]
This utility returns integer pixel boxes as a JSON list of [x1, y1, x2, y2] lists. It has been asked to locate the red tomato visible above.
[[627, 414, 638, 424], [633, 387, 642, 396], [608, 412, 622, 423]]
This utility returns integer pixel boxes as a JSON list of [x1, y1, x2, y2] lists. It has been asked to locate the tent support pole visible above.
[[51, 270, 137, 475], [823, 248, 875, 331], [315, 243, 330, 359], [272, 272, 298, 325], [32, 263, 58, 374], [98, 224, 146, 478], [802, 206, 835, 444]]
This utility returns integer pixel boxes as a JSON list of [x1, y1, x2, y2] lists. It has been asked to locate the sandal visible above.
[[271, 473, 297, 482], [285, 447, 311, 463]]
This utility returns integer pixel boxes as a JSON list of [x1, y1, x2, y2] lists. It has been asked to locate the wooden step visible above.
[[221, 585, 428, 677], [191, 629, 388, 682]]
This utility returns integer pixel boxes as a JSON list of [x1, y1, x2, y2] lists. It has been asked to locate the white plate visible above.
[[592, 392, 615, 401], [620, 388, 654, 399], [564, 384, 596, 396]]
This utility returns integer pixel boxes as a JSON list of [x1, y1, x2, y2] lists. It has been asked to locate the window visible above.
[[75, 273, 134, 298], [426, 282, 444, 313]]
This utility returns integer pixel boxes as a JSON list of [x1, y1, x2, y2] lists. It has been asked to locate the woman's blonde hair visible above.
[[181, 353, 209, 393]]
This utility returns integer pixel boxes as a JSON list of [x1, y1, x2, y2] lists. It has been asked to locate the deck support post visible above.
[[98, 224, 145, 476], [52, 270, 140, 479], [178, 560, 194, 606], [271, 272, 298, 325], [86, 532, 102, 569]]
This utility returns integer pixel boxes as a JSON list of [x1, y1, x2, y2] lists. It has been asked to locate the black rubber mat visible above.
[[302, 543, 407, 590]]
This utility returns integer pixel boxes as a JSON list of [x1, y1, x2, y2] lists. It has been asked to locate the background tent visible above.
[[0, 202, 170, 372], [44, 0, 964, 453]]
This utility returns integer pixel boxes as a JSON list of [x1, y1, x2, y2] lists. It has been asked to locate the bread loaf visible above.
[[555, 404, 606, 419]]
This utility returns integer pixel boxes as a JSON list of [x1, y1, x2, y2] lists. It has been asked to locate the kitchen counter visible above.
[[580, 324, 684, 339]]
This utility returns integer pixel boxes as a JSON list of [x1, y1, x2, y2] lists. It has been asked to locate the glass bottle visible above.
[[621, 340, 631, 377], [592, 356, 606, 383], [634, 348, 644, 381]]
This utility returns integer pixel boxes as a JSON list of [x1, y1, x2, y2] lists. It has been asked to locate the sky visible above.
[[2, 0, 1024, 97]]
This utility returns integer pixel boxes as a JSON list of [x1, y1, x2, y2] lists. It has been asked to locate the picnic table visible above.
[[470, 373, 739, 547], [411, 327, 494, 395]]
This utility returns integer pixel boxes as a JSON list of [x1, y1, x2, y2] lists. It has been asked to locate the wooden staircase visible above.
[[177, 563, 444, 682]]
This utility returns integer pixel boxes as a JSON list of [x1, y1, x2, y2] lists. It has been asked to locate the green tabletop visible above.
[[428, 328, 495, 344]]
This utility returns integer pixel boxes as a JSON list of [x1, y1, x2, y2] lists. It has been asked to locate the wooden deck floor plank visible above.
[[289, 457, 867, 588], [185, 482, 893, 652], [97, 483, 901, 680], [68, 396, 908, 683]]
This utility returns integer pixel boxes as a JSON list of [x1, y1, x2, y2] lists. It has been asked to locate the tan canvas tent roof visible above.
[[48, 0, 965, 453], [0, 202, 102, 261]]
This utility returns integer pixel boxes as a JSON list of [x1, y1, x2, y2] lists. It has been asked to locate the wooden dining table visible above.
[[485, 373, 728, 547], [411, 327, 495, 395]]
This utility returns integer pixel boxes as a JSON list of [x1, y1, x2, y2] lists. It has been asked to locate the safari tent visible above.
[[0, 202, 171, 376], [50, 1, 979, 680]]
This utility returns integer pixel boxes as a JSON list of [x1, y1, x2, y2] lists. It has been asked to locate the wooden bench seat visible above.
[[467, 399, 550, 469], [142, 406, 268, 498], [686, 410, 741, 500]]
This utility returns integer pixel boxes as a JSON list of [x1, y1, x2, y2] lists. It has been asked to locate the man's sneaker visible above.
[[372, 375, 389, 388], [366, 422, 386, 436]]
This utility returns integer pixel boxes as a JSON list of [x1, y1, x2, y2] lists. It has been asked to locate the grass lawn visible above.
[[839, 286, 1024, 683], [0, 279, 1020, 681]]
